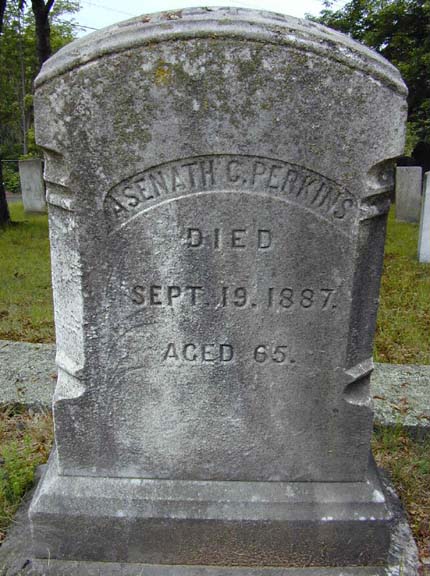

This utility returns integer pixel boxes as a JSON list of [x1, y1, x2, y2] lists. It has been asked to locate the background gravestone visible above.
[[418, 172, 430, 263], [28, 8, 416, 575], [395, 166, 422, 222], [18, 159, 46, 213]]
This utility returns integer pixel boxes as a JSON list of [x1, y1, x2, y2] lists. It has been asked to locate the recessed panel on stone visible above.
[[99, 154, 358, 481]]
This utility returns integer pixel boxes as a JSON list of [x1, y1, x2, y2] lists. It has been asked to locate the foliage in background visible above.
[[1, 162, 20, 194], [0, 406, 52, 542], [0, 0, 80, 226], [0, 0, 80, 161], [313, 0, 430, 144], [375, 210, 430, 364], [0, 203, 53, 342]]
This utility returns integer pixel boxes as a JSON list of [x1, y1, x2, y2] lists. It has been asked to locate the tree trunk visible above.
[[31, 0, 55, 70], [0, 162, 11, 227], [0, 0, 6, 32], [0, 0, 11, 226]]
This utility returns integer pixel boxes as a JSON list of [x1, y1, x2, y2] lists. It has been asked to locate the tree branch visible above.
[[45, 0, 55, 16], [0, 0, 7, 34]]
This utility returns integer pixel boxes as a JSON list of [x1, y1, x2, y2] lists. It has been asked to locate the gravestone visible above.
[[28, 8, 416, 575], [18, 158, 46, 213], [395, 166, 422, 222], [418, 172, 430, 263]]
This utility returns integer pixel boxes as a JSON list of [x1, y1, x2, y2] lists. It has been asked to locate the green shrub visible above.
[[2, 164, 20, 194]]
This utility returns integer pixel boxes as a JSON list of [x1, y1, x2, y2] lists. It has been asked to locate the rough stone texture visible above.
[[418, 172, 430, 263], [34, 6, 407, 483], [395, 167, 422, 223], [30, 452, 395, 567], [0, 340, 56, 407], [0, 466, 420, 575], [371, 362, 430, 436], [18, 159, 46, 213], [30, 7, 408, 571], [1, 340, 429, 434]]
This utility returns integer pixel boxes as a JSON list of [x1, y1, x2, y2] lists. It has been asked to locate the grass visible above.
[[0, 203, 53, 343], [375, 209, 430, 365], [373, 426, 430, 562], [0, 406, 52, 543]]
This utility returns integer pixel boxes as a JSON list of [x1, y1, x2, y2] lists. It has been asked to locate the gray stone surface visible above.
[[1, 340, 429, 433], [34, 6, 407, 484], [418, 172, 430, 263], [395, 166, 422, 223], [30, 452, 394, 567], [0, 464, 420, 575], [18, 159, 46, 213], [372, 362, 430, 435], [0, 340, 56, 407], [29, 6, 409, 572]]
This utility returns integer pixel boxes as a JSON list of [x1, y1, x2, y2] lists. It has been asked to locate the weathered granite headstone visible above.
[[395, 166, 422, 222], [18, 158, 46, 213], [29, 8, 416, 575], [418, 172, 430, 263]]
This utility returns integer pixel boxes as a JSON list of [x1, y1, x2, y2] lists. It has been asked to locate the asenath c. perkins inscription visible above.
[[104, 155, 357, 231]]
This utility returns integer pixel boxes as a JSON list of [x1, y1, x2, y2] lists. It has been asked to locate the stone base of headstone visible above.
[[0, 463, 419, 576], [22, 450, 419, 575]]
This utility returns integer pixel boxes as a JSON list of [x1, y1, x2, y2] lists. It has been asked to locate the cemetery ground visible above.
[[0, 202, 429, 561]]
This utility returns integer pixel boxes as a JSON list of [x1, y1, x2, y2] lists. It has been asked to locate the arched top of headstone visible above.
[[36, 6, 406, 95]]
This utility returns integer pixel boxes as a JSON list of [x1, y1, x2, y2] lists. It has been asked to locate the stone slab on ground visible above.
[[372, 363, 430, 436], [0, 340, 56, 407], [1, 340, 429, 434], [0, 465, 420, 576]]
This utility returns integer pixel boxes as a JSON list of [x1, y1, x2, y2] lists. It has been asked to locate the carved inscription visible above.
[[110, 174, 349, 372], [121, 219, 342, 367], [187, 228, 272, 249], [104, 155, 357, 230], [161, 343, 294, 364], [130, 285, 337, 311]]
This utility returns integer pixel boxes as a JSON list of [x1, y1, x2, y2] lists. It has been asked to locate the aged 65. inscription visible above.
[[162, 343, 294, 364], [104, 154, 357, 231]]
